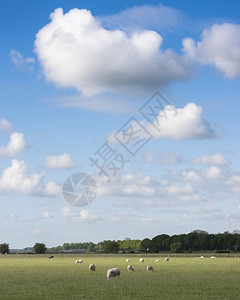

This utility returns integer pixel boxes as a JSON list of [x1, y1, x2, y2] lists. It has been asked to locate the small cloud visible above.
[[42, 212, 53, 219], [192, 153, 228, 166], [62, 206, 101, 223], [202, 166, 222, 179], [0, 132, 26, 158], [45, 153, 76, 169], [140, 217, 154, 222], [0, 119, 13, 133], [32, 229, 43, 235], [10, 49, 35, 71]]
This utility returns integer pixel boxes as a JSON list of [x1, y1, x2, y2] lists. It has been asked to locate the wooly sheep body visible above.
[[165, 257, 169, 261], [147, 265, 153, 271], [139, 258, 144, 262], [75, 259, 83, 264], [155, 259, 160, 263], [126, 259, 130, 263], [89, 264, 96, 271], [127, 265, 134, 271], [106, 268, 120, 279]]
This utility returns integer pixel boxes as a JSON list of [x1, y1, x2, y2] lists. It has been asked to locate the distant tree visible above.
[[33, 243, 46, 254], [140, 238, 151, 251], [87, 242, 95, 252], [170, 242, 182, 253], [0, 243, 9, 254], [105, 241, 119, 253]]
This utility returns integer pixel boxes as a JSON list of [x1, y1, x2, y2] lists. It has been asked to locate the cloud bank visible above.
[[35, 8, 192, 96]]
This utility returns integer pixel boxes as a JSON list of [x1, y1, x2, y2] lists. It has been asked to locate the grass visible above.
[[0, 254, 240, 299]]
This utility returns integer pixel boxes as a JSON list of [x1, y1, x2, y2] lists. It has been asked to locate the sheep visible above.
[[127, 265, 134, 272], [139, 258, 144, 262], [106, 268, 120, 279], [210, 256, 216, 259], [126, 258, 130, 263], [147, 265, 153, 271], [48, 255, 54, 259], [89, 264, 96, 271], [200, 256, 204, 259], [165, 257, 169, 261], [75, 259, 83, 264], [155, 259, 160, 263]]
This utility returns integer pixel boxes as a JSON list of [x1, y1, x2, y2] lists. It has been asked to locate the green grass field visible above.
[[0, 254, 240, 299]]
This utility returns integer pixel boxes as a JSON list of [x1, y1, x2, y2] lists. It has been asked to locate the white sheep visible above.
[[155, 259, 160, 263], [210, 256, 216, 259], [126, 258, 130, 263], [139, 258, 144, 262], [200, 256, 204, 259], [127, 265, 134, 272], [89, 264, 96, 271], [147, 265, 153, 271], [106, 268, 120, 279], [75, 259, 83, 264], [165, 257, 169, 261]]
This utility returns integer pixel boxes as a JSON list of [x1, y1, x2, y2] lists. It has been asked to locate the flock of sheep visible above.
[[74, 257, 170, 279]]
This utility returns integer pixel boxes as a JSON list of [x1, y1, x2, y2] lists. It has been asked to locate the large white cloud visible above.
[[146, 102, 215, 140], [0, 159, 61, 196], [0, 132, 26, 158], [45, 153, 76, 169], [35, 8, 191, 96], [183, 23, 240, 78]]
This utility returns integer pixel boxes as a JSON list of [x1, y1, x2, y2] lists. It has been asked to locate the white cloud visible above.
[[0, 159, 61, 196], [146, 103, 215, 140], [100, 4, 184, 33], [10, 49, 35, 71], [193, 153, 228, 166], [202, 166, 222, 179], [182, 170, 202, 183], [62, 206, 101, 223], [45, 153, 76, 169], [32, 229, 43, 235], [140, 217, 154, 222], [165, 183, 195, 195], [183, 23, 240, 78], [35, 8, 192, 97], [0, 132, 26, 158], [0, 119, 13, 133]]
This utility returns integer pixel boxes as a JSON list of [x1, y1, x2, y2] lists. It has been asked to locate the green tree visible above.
[[33, 243, 46, 254], [0, 243, 9, 254], [105, 241, 119, 253], [170, 242, 182, 253]]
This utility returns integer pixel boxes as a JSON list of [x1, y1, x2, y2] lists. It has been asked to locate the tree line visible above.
[[2, 230, 240, 254]]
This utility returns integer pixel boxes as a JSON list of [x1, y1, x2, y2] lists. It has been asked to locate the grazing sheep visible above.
[[48, 255, 54, 259], [106, 268, 120, 280], [139, 258, 144, 262], [127, 265, 134, 272], [210, 256, 216, 259], [75, 259, 83, 264], [89, 264, 96, 271], [147, 265, 153, 271], [155, 259, 160, 263], [126, 258, 130, 263], [200, 256, 204, 259], [165, 257, 169, 261]]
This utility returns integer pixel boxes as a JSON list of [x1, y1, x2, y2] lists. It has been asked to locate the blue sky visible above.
[[0, 0, 240, 248]]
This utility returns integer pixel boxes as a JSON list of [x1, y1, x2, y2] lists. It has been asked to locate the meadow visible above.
[[0, 254, 240, 299]]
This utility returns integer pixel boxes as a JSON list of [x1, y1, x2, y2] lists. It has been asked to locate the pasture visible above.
[[0, 254, 240, 299]]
